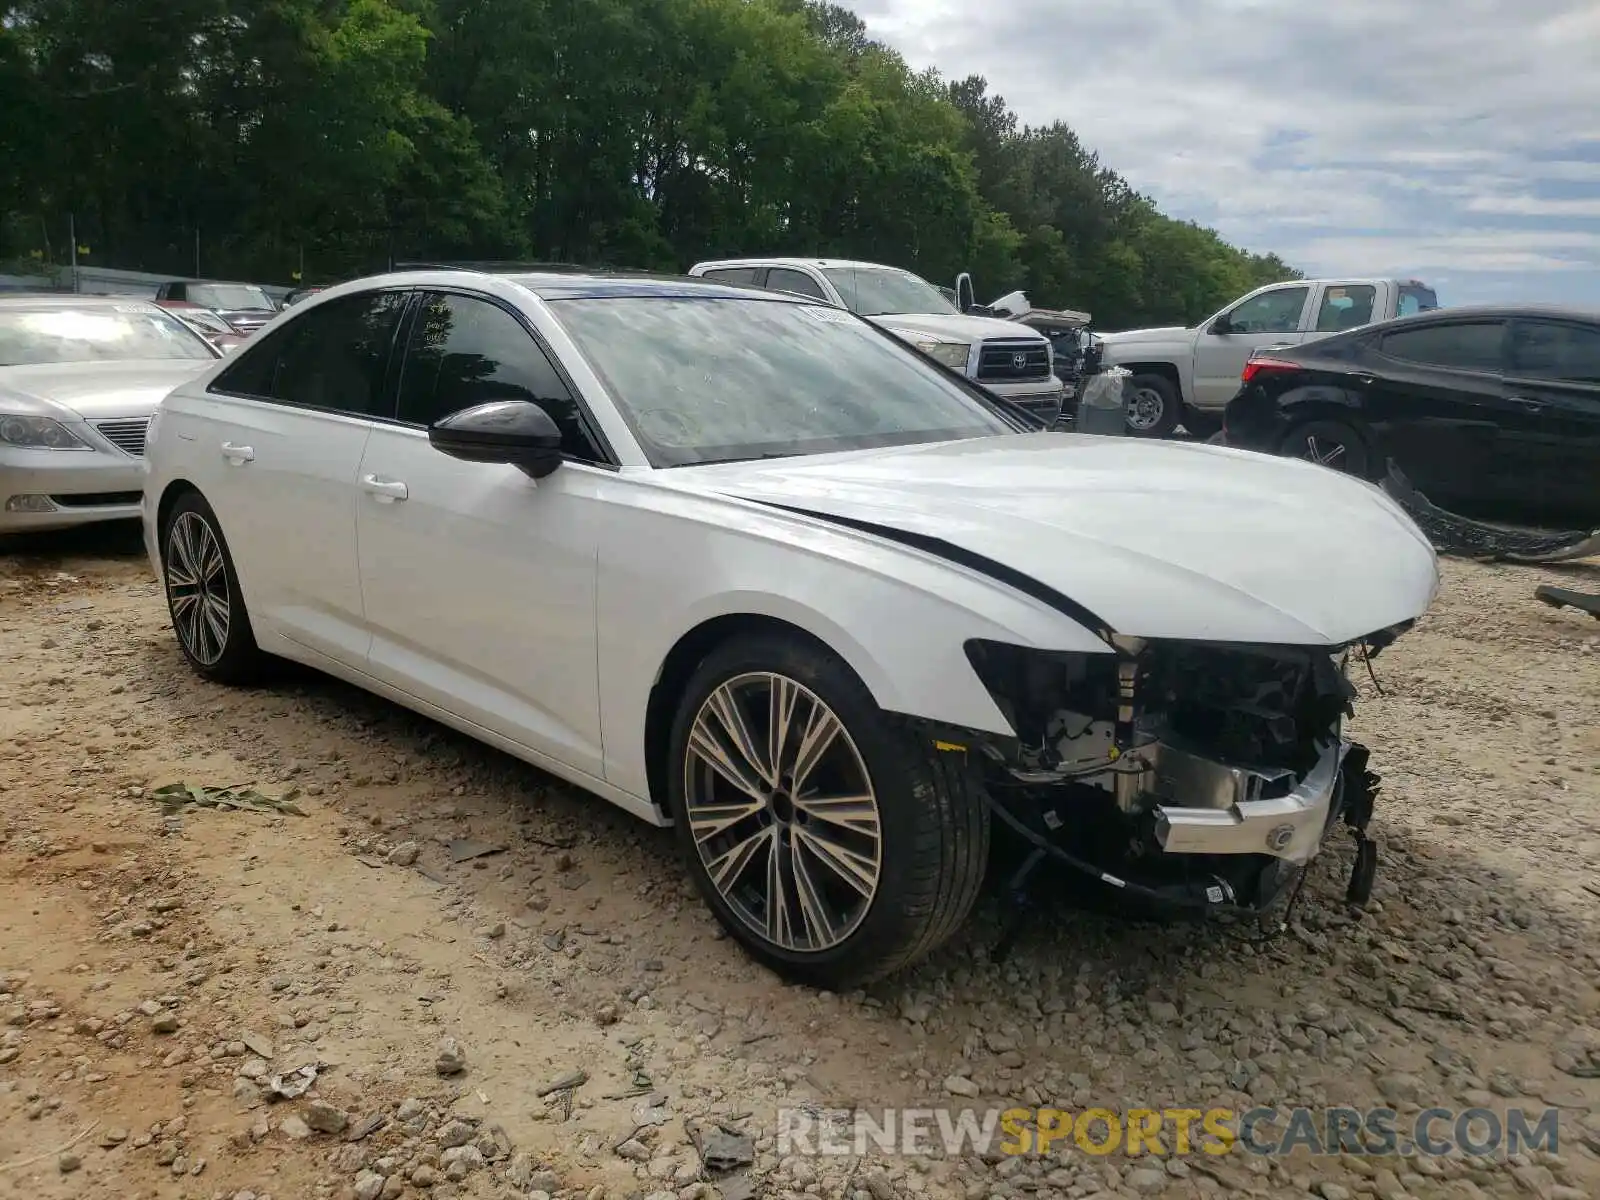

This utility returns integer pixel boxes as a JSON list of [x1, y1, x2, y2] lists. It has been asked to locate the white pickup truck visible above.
[[687, 257, 1067, 424], [1096, 277, 1440, 436]]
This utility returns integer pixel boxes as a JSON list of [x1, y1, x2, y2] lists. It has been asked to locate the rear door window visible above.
[[1379, 321, 1505, 372], [1508, 320, 1600, 384], [1314, 285, 1377, 333], [1397, 284, 1439, 318], [211, 290, 410, 416]]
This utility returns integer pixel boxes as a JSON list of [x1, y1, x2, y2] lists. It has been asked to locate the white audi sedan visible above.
[[1, 296, 219, 533], [144, 268, 1439, 986]]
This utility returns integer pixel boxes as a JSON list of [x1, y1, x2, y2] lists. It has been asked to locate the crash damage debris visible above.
[[535, 1069, 588, 1097], [1381, 462, 1600, 563], [695, 1128, 756, 1173], [963, 631, 1382, 933], [149, 782, 307, 817], [447, 838, 507, 863], [264, 1064, 319, 1101], [1536, 585, 1600, 620]]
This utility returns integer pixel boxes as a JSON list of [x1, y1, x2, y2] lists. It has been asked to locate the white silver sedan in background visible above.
[[142, 268, 1438, 987], [1, 296, 219, 533]]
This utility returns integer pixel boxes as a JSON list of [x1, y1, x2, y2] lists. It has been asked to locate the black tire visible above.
[[666, 632, 989, 989], [1279, 419, 1371, 477], [159, 490, 269, 684], [1124, 373, 1182, 437]]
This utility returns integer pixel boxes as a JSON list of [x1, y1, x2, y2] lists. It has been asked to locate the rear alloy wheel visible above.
[[1281, 419, 1370, 477], [667, 634, 989, 988], [161, 491, 268, 683], [1124, 373, 1182, 437]]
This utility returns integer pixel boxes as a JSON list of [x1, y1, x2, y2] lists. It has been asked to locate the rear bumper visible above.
[[1218, 386, 1291, 451]]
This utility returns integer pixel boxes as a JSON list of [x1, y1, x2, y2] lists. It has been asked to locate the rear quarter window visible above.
[[1397, 285, 1439, 318], [1379, 321, 1505, 371], [698, 267, 762, 285]]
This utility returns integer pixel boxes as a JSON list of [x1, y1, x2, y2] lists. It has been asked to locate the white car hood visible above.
[[1095, 325, 1192, 345], [867, 312, 1047, 344], [675, 435, 1439, 646], [0, 360, 210, 419]]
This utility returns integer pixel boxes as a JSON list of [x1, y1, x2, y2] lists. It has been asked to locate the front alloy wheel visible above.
[[667, 633, 990, 988], [684, 672, 882, 953]]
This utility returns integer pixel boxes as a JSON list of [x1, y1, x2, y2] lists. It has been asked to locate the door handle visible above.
[[360, 474, 408, 502], [220, 441, 254, 463], [1506, 396, 1546, 413]]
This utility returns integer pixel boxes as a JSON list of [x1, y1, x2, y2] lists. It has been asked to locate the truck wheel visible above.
[[1125, 374, 1182, 437]]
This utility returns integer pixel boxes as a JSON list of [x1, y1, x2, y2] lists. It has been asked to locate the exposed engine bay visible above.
[[962, 628, 1408, 919]]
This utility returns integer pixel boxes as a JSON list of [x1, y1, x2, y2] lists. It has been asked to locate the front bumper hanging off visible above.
[[976, 738, 1378, 926], [1152, 739, 1347, 864]]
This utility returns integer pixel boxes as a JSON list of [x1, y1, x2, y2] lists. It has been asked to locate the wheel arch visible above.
[[1118, 361, 1183, 391], [642, 612, 853, 820], [1276, 389, 1378, 455], [154, 478, 203, 547], [1276, 384, 1369, 425]]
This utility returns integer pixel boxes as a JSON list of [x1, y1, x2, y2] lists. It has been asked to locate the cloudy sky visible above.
[[846, 0, 1600, 307]]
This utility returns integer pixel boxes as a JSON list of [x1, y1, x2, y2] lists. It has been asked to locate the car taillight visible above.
[[1240, 357, 1300, 383]]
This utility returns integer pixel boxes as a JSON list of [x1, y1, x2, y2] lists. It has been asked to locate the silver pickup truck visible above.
[[1096, 278, 1440, 436], [687, 257, 1066, 424]]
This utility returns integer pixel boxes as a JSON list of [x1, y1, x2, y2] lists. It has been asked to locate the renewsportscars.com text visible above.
[[777, 1105, 1561, 1159]]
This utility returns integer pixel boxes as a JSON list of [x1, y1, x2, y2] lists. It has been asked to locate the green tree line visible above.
[[0, 0, 1299, 328]]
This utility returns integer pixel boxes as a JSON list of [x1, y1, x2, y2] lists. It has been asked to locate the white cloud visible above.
[[844, 0, 1600, 305]]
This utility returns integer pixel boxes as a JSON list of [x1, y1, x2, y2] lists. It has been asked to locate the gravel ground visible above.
[[1, 524, 1598, 1200]]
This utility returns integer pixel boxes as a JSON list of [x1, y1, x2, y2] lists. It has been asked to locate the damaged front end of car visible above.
[[957, 626, 1409, 922]]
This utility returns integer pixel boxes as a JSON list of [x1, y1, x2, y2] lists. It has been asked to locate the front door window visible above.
[[1226, 287, 1309, 334]]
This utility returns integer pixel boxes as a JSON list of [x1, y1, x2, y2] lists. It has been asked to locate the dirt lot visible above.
[[1, 525, 1598, 1200]]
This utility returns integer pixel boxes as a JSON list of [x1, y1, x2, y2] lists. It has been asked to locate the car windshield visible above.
[[551, 296, 1014, 467], [178, 308, 233, 334], [189, 284, 274, 311], [822, 266, 959, 317], [0, 305, 217, 366]]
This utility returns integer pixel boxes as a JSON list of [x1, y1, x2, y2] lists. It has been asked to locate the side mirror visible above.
[[955, 272, 976, 313], [1209, 316, 1234, 335], [428, 400, 564, 479]]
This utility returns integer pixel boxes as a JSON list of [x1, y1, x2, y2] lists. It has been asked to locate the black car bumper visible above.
[[1219, 384, 1289, 452]]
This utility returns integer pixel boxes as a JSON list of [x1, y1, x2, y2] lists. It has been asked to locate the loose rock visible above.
[[435, 1037, 467, 1076]]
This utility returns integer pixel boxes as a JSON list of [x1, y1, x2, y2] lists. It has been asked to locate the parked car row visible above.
[[0, 295, 221, 531], [687, 257, 1070, 426], [1218, 304, 1600, 529], [1095, 277, 1440, 437], [146, 277, 327, 355]]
